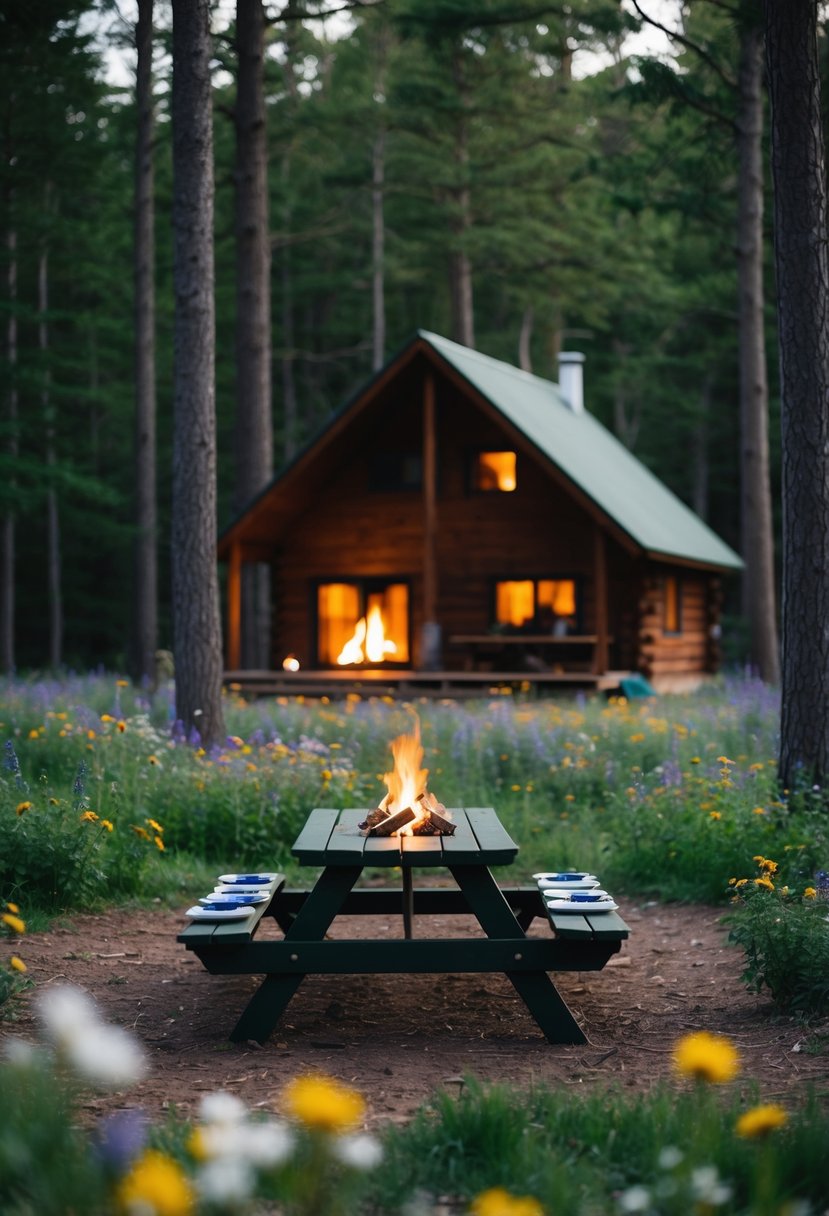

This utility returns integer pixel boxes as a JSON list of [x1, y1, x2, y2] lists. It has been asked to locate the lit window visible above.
[[317, 581, 410, 665], [473, 451, 517, 492], [495, 578, 578, 631], [664, 575, 682, 633]]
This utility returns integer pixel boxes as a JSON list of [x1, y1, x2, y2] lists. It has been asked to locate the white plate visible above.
[[544, 889, 608, 901], [185, 904, 256, 921], [199, 893, 269, 906], [536, 876, 600, 890], [546, 897, 618, 914], [213, 885, 273, 896], [218, 873, 279, 884]]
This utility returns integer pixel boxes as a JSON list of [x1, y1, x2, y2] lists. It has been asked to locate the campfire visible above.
[[359, 717, 455, 837]]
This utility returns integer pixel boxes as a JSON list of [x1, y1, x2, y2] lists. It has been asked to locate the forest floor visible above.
[[5, 896, 828, 1125]]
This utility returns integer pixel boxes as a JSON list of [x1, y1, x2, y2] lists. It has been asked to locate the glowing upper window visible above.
[[474, 451, 517, 492], [495, 579, 578, 631]]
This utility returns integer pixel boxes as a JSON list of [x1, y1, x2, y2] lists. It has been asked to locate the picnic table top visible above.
[[292, 806, 519, 868]]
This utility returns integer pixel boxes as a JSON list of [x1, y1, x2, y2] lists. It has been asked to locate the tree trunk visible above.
[[234, 0, 273, 669], [133, 0, 158, 686], [233, 0, 272, 509], [1, 217, 17, 673], [737, 20, 779, 684], [449, 49, 474, 349], [40, 215, 62, 669], [518, 305, 533, 372], [691, 372, 711, 522], [171, 0, 225, 747], [764, 0, 829, 786], [371, 124, 386, 371]]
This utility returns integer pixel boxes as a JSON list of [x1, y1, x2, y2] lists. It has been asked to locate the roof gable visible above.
[[419, 330, 742, 571]]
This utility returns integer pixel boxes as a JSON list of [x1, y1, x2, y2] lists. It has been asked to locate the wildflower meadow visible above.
[[1, 672, 828, 1214]]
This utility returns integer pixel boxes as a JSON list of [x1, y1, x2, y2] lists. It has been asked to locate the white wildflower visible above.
[[691, 1166, 732, 1206], [196, 1155, 255, 1205], [199, 1090, 248, 1127], [37, 984, 147, 1088], [332, 1132, 384, 1171], [618, 1185, 652, 1213], [243, 1121, 295, 1169], [2, 1036, 38, 1067], [658, 1146, 683, 1171]]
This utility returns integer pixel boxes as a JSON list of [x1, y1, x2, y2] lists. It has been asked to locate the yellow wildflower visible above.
[[116, 1150, 194, 1216], [754, 876, 774, 892], [717, 755, 733, 765], [709, 811, 721, 820], [101, 713, 115, 723], [753, 807, 767, 815], [471, 1187, 544, 1216], [735, 1104, 788, 1139], [131, 825, 150, 841], [690, 756, 701, 764], [804, 887, 817, 899], [283, 1074, 365, 1133], [148, 754, 159, 766], [80, 811, 99, 824], [49, 797, 59, 806], [759, 858, 778, 874], [116, 679, 129, 688], [10, 956, 26, 973], [1, 913, 25, 934], [15, 801, 32, 816], [117, 720, 126, 733], [28, 729, 38, 739], [154, 836, 165, 852], [101, 819, 114, 832], [672, 1031, 739, 1084], [147, 818, 164, 834], [6, 902, 19, 913]]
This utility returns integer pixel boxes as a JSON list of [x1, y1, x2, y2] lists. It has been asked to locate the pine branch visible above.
[[629, 0, 738, 93]]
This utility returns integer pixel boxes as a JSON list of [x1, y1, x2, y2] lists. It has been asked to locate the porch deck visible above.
[[223, 667, 633, 699]]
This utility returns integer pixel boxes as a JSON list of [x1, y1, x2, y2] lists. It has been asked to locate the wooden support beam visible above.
[[593, 526, 609, 674], [421, 369, 440, 668], [227, 542, 242, 671]]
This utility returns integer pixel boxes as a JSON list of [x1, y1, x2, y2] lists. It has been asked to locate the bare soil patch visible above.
[[5, 897, 827, 1125]]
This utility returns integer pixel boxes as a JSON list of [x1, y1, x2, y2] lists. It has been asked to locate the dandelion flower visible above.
[[1, 913, 25, 935], [672, 1031, 739, 1083], [736, 1104, 788, 1139], [116, 1150, 194, 1216], [10, 955, 26, 972], [283, 1074, 365, 1133], [470, 1187, 544, 1216], [147, 818, 164, 834]]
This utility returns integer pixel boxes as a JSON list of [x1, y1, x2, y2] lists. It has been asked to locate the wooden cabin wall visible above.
[[636, 568, 721, 688]]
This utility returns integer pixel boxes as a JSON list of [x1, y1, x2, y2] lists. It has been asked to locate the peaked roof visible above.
[[419, 330, 742, 570]]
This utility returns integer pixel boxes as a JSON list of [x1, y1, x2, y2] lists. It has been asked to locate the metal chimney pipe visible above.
[[557, 351, 585, 413]]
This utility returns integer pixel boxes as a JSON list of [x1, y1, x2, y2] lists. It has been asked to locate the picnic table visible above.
[[177, 807, 629, 1045]]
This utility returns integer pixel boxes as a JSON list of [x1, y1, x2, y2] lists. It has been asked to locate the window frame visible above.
[[490, 575, 582, 633], [313, 576, 412, 667], [663, 574, 683, 635]]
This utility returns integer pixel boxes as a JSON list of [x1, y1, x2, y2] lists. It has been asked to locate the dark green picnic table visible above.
[[177, 806, 629, 1045]]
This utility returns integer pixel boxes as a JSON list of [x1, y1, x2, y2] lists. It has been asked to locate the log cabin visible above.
[[218, 331, 742, 696]]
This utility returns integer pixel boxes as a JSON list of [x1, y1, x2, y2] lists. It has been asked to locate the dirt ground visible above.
[[4, 894, 827, 1125]]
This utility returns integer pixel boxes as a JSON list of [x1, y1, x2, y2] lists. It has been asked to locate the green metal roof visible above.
[[420, 330, 743, 570]]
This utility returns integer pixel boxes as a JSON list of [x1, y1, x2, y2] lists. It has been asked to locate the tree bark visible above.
[[371, 124, 386, 371], [1, 217, 16, 673], [449, 49, 474, 349], [171, 0, 225, 747], [233, 0, 272, 510], [234, 0, 273, 669], [764, 0, 829, 786], [40, 213, 62, 669], [737, 19, 779, 684], [133, 0, 158, 686], [518, 305, 533, 372]]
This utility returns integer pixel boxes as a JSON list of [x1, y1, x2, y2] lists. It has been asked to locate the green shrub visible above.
[[726, 858, 829, 1014]]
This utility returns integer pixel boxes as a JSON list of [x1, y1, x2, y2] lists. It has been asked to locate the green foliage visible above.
[[725, 859, 829, 1014]]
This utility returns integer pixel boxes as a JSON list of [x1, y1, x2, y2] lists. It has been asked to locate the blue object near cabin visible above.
[[618, 674, 656, 699]]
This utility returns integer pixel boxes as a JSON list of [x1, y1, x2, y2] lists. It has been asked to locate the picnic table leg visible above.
[[449, 864, 587, 1045], [229, 864, 363, 1044]]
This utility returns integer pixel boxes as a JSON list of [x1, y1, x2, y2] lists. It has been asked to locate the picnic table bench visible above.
[[178, 806, 629, 1045]]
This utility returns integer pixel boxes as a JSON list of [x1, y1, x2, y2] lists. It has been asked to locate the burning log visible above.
[[360, 715, 455, 837]]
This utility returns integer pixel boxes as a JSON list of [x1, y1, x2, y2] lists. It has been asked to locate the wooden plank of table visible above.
[[291, 808, 340, 864], [464, 807, 519, 864], [325, 809, 368, 861], [584, 909, 630, 940], [439, 809, 486, 862], [401, 834, 444, 864], [363, 835, 404, 865]]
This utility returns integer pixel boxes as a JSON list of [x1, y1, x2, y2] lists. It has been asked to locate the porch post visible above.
[[227, 542, 242, 671], [593, 526, 609, 674], [421, 370, 441, 669]]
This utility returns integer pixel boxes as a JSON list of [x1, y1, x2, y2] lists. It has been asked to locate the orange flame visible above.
[[337, 604, 398, 665], [382, 716, 429, 833]]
